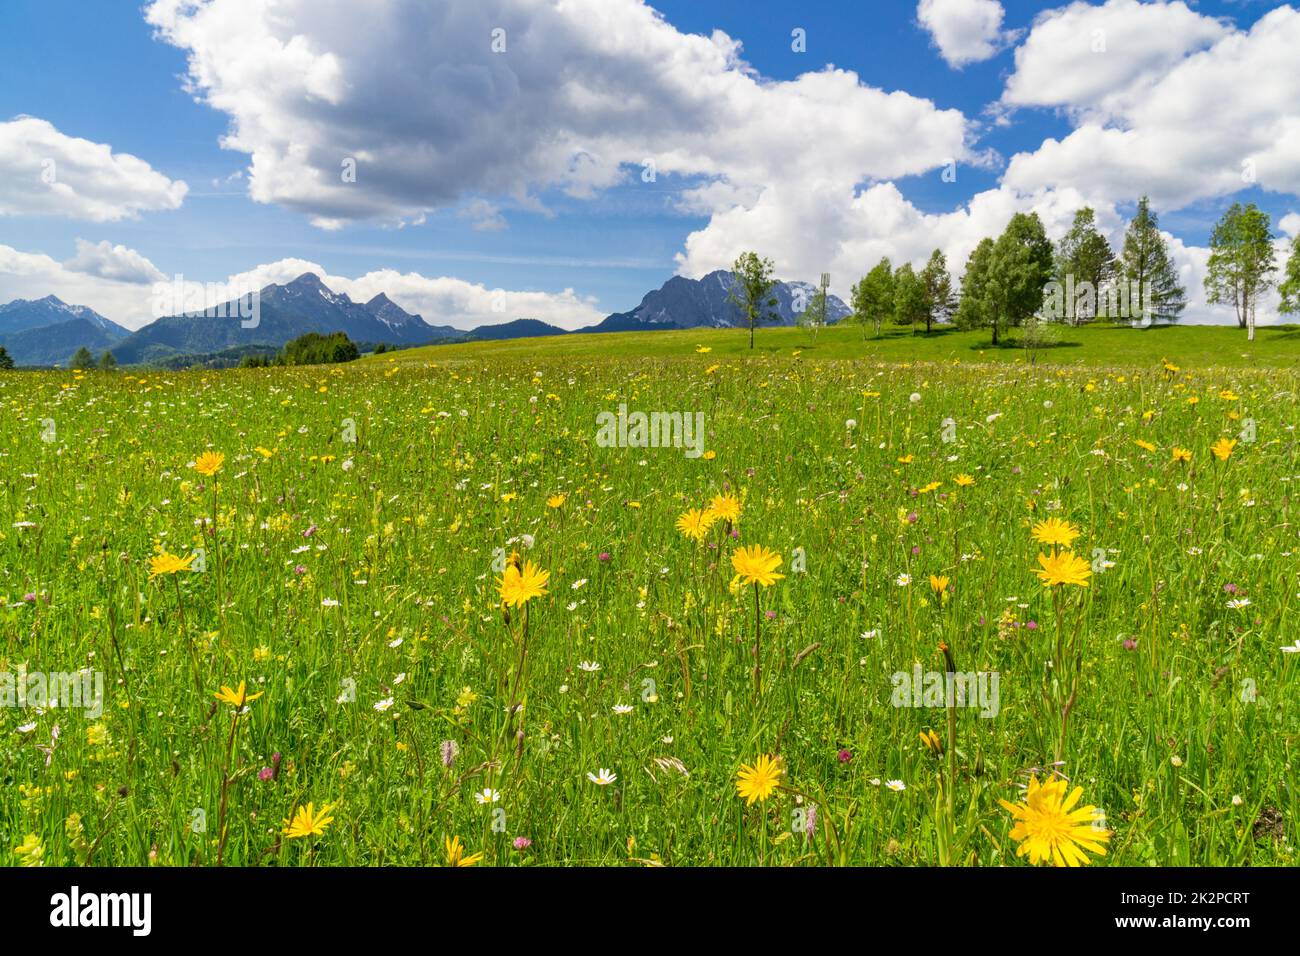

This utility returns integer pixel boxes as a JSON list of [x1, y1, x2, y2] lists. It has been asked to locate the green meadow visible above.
[[2, 322, 1297, 866], [372, 321, 1300, 369]]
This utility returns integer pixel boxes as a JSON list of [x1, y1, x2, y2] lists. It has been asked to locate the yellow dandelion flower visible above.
[[705, 493, 741, 524], [283, 802, 335, 839], [214, 681, 264, 708], [1034, 551, 1092, 588], [731, 545, 785, 588], [1211, 437, 1236, 461], [675, 507, 716, 542], [1031, 517, 1081, 549], [148, 551, 195, 579], [735, 754, 784, 805], [497, 560, 550, 608], [444, 834, 484, 867], [999, 776, 1110, 867], [194, 451, 225, 477]]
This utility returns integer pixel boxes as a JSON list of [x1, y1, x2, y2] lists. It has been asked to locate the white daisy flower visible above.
[[587, 768, 617, 786], [475, 788, 500, 804]]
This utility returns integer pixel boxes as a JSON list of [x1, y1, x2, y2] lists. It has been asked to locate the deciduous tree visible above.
[[1206, 202, 1276, 341], [727, 251, 780, 349]]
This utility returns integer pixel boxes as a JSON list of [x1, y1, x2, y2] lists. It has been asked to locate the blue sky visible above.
[[1, 0, 1297, 329]]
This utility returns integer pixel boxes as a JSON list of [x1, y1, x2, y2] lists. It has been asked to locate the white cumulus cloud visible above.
[[1, 245, 605, 332], [143, 0, 972, 229], [917, 0, 1016, 67], [1002, 0, 1229, 115], [0, 244, 159, 325], [63, 238, 167, 284], [229, 262, 606, 332], [0, 117, 188, 221], [1000, 3, 1300, 211]]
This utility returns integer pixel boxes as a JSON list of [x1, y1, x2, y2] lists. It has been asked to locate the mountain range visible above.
[[0, 270, 850, 367], [592, 270, 850, 332], [107, 273, 462, 366], [0, 296, 132, 366]]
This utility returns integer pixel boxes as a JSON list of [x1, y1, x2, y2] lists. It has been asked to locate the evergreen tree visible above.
[[70, 346, 96, 370], [1055, 207, 1115, 324], [1120, 196, 1187, 325], [98, 350, 118, 370], [919, 248, 955, 334]]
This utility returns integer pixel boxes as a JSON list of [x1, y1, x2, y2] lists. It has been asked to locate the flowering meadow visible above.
[[2, 343, 1298, 867]]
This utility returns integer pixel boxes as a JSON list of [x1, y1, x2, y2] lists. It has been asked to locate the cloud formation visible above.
[[1, 244, 604, 332], [1002, 3, 1298, 210], [64, 238, 167, 284], [0, 117, 188, 221], [144, 0, 972, 230], [36, 0, 1289, 329], [226, 259, 606, 331], [917, 0, 1016, 67], [0, 243, 163, 324]]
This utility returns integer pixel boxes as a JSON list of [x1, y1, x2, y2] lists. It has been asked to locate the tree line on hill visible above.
[[4, 197, 1297, 369], [239, 331, 361, 367], [725, 196, 1300, 347]]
